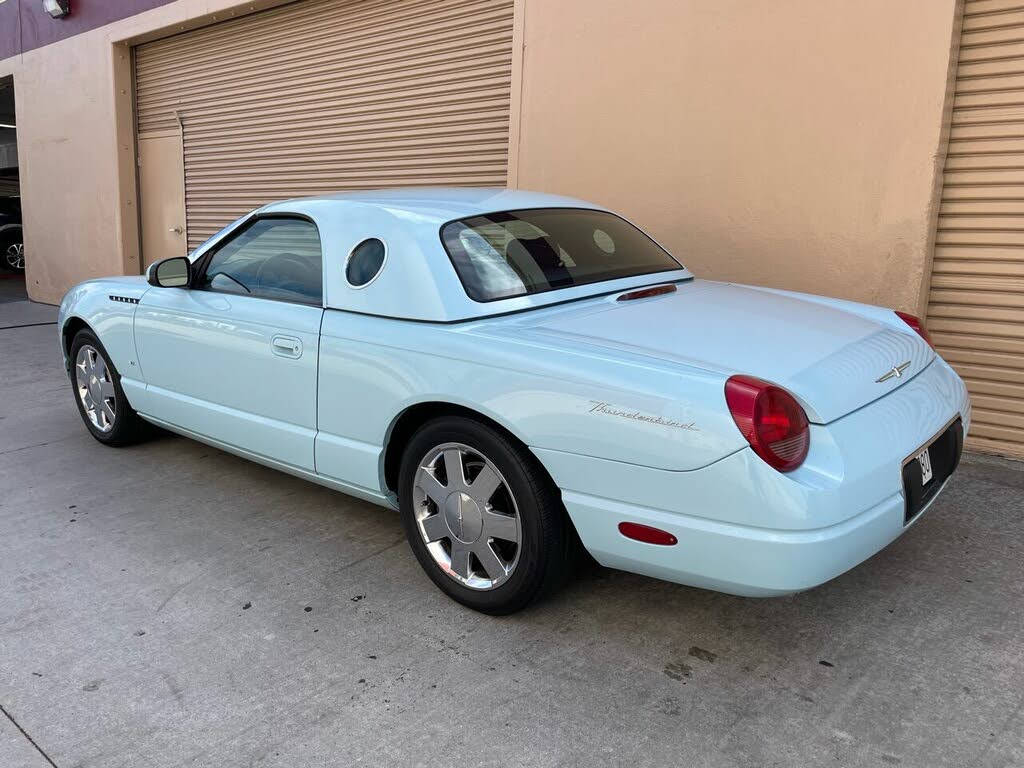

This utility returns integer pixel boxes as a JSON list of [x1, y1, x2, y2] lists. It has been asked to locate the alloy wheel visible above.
[[412, 442, 522, 590], [75, 345, 116, 433], [5, 242, 24, 270]]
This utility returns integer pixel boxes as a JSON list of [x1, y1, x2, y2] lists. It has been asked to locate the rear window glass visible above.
[[440, 208, 683, 302]]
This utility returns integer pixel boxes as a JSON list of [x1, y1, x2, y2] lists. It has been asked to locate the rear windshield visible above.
[[440, 208, 683, 302]]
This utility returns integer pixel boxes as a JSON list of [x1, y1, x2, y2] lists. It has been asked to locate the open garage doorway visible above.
[[0, 76, 23, 279]]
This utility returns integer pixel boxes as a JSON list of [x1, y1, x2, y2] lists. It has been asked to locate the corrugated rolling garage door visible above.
[[134, 0, 514, 250], [931, 0, 1024, 458]]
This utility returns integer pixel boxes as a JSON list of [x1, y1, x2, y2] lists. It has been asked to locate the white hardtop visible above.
[[261, 187, 605, 224], [199, 188, 692, 322]]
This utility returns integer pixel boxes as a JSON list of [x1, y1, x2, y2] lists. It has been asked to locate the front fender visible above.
[[58, 278, 150, 386]]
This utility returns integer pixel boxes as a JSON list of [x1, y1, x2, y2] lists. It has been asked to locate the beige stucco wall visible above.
[[1, 0, 959, 309], [512, 0, 961, 314], [0, 35, 133, 304]]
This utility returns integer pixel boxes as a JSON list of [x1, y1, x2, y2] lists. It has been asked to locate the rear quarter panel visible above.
[[315, 309, 747, 495]]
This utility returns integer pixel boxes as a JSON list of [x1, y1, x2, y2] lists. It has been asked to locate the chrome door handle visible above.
[[271, 334, 302, 359], [169, 226, 184, 234]]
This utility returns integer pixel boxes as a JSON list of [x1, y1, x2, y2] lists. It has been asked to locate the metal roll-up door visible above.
[[931, 0, 1024, 458], [134, 0, 514, 250]]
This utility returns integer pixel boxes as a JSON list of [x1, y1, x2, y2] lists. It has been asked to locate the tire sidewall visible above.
[[69, 329, 136, 445], [398, 417, 562, 614]]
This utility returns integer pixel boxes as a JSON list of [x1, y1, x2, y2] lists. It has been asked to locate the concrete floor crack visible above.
[[0, 703, 59, 768]]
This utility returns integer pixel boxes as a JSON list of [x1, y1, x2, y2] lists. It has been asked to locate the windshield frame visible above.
[[438, 206, 685, 304]]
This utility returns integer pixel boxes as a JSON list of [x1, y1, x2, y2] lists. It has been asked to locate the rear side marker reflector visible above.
[[618, 522, 678, 546], [617, 284, 677, 301]]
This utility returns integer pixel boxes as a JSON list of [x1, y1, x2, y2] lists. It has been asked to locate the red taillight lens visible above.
[[895, 311, 934, 349], [616, 284, 677, 302], [725, 375, 810, 472]]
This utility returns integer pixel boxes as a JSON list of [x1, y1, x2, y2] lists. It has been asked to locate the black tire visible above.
[[398, 416, 576, 614], [69, 329, 148, 447]]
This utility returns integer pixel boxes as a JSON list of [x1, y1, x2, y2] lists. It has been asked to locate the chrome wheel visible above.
[[75, 345, 116, 433], [5, 242, 24, 270], [413, 442, 522, 590]]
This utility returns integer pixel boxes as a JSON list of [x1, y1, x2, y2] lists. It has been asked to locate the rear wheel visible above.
[[69, 329, 148, 446], [398, 416, 576, 614]]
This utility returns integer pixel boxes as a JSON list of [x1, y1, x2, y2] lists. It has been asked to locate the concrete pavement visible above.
[[1, 282, 1022, 768]]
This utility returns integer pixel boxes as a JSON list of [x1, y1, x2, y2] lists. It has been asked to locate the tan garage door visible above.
[[931, 0, 1024, 458], [134, 0, 514, 251]]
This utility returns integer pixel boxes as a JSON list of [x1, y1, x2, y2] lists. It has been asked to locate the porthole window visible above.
[[346, 238, 387, 288]]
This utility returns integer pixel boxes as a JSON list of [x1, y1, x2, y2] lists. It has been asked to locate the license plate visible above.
[[916, 447, 934, 485], [902, 418, 963, 525]]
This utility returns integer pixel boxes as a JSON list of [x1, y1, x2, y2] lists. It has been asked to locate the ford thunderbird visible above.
[[58, 189, 969, 613]]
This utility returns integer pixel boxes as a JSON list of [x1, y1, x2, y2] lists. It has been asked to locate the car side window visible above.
[[197, 217, 323, 305]]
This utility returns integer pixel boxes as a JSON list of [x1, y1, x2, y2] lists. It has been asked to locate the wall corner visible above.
[[112, 39, 141, 277], [505, 0, 526, 189], [918, 0, 965, 319]]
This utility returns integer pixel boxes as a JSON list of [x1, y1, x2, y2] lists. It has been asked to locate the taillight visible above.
[[895, 311, 934, 349], [616, 285, 677, 302], [725, 375, 810, 472]]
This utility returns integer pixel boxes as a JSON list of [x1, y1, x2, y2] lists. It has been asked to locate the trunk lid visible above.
[[515, 280, 934, 423]]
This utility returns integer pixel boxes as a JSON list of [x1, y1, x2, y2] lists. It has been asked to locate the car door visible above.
[[133, 215, 324, 472]]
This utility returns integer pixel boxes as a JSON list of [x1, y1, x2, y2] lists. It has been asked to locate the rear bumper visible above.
[[561, 478, 947, 597], [536, 358, 970, 596]]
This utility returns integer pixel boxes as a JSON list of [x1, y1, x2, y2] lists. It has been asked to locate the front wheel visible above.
[[69, 329, 148, 447], [398, 416, 576, 614]]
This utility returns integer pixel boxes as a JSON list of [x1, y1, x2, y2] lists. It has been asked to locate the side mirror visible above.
[[148, 256, 192, 288]]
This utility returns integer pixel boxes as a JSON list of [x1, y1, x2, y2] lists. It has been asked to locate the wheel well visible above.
[[383, 402, 536, 495], [383, 402, 585, 560], [62, 317, 90, 359]]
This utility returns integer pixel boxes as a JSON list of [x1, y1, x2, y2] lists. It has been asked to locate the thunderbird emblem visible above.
[[876, 361, 912, 383]]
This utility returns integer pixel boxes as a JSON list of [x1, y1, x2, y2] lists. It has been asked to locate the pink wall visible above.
[[0, 0, 176, 60]]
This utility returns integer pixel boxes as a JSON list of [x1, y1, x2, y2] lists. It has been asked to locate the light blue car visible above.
[[58, 189, 970, 613]]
